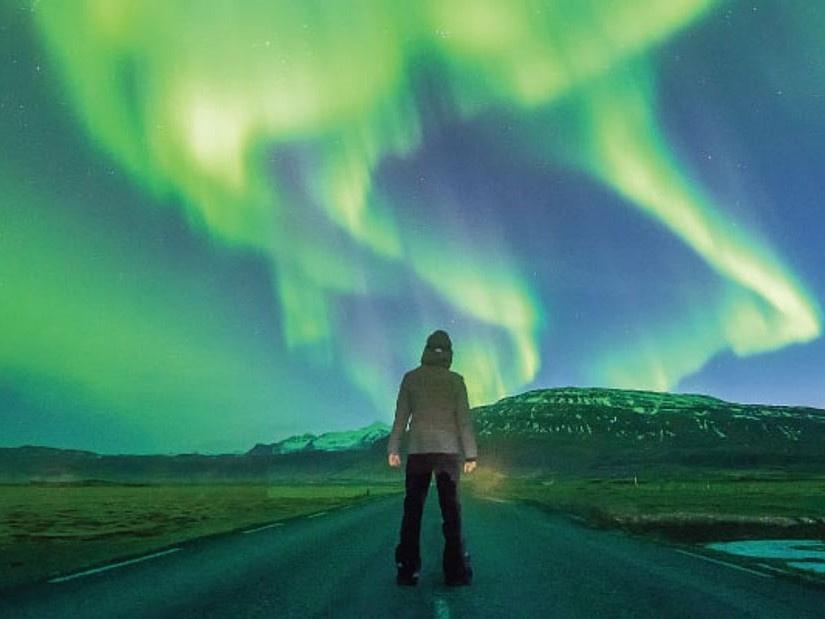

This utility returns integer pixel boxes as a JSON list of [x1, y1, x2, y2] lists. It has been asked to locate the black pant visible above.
[[395, 452, 468, 577]]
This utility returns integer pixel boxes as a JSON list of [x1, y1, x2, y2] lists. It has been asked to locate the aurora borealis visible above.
[[2, 1, 823, 453]]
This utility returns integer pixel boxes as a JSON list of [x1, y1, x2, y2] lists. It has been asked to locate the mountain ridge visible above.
[[247, 420, 390, 456], [3, 387, 825, 482]]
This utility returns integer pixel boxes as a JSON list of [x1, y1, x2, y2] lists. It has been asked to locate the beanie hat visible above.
[[421, 329, 453, 368], [426, 330, 452, 351]]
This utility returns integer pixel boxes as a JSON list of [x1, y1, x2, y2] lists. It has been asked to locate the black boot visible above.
[[396, 545, 421, 586], [443, 548, 472, 586], [396, 558, 421, 586]]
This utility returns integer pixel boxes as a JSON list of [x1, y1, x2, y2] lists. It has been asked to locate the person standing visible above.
[[387, 329, 478, 586]]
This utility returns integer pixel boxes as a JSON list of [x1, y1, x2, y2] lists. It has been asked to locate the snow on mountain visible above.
[[473, 387, 825, 448], [246, 387, 825, 459], [247, 421, 390, 456]]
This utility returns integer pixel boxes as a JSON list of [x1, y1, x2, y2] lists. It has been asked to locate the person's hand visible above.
[[464, 460, 477, 474], [388, 453, 401, 467]]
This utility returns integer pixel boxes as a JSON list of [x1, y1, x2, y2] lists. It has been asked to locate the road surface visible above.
[[2, 491, 824, 617]]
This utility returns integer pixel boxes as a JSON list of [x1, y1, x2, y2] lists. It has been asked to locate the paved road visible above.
[[2, 491, 824, 618]]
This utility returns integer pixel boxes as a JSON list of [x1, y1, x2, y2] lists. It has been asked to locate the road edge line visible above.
[[48, 548, 181, 584], [242, 522, 285, 534], [674, 549, 771, 578]]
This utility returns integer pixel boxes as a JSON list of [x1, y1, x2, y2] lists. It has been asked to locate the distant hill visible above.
[[473, 387, 825, 472], [247, 421, 390, 456], [476, 387, 825, 442], [2, 388, 824, 483], [0, 443, 393, 484]]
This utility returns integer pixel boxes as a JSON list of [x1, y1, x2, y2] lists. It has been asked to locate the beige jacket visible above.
[[387, 333, 478, 461]]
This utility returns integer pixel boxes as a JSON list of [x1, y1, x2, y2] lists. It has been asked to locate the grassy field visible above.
[[0, 482, 401, 589], [5, 470, 825, 589], [465, 469, 825, 542]]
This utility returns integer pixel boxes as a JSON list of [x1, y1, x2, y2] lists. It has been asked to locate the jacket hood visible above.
[[420, 330, 453, 369]]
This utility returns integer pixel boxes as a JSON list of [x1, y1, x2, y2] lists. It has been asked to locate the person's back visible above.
[[388, 329, 477, 587], [388, 330, 478, 461], [391, 364, 478, 460]]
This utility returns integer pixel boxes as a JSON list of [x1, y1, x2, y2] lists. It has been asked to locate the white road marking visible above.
[[674, 549, 771, 578], [307, 511, 328, 518], [757, 563, 790, 574], [434, 595, 451, 619], [480, 497, 511, 503], [242, 522, 285, 534], [49, 548, 181, 583]]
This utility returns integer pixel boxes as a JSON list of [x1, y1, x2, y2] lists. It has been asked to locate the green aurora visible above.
[[1, 0, 822, 451]]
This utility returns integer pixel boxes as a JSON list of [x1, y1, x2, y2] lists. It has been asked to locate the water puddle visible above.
[[705, 539, 825, 574]]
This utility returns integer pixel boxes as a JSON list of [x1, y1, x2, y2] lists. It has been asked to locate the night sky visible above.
[[2, 1, 823, 453]]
